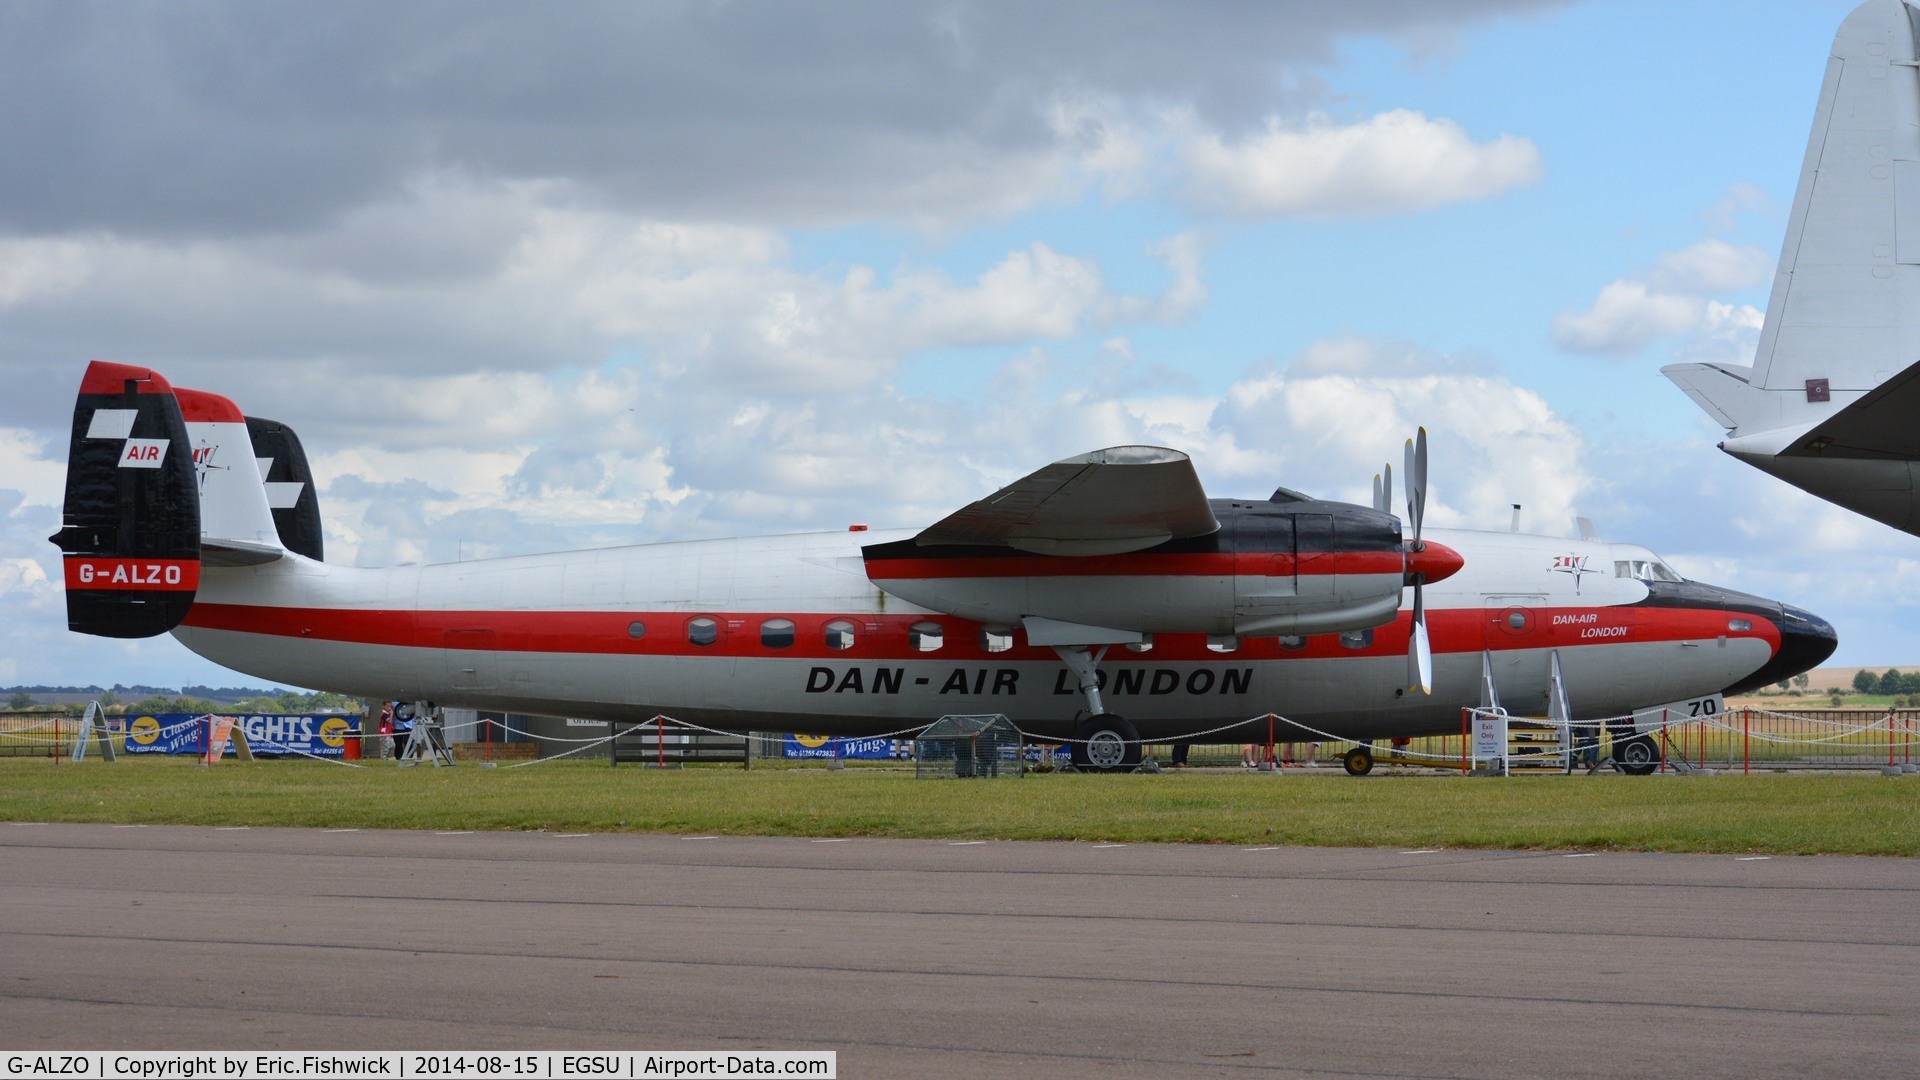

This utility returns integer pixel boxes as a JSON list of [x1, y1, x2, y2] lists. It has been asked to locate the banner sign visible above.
[[124, 713, 357, 758], [784, 734, 909, 759], [781, 734, 1069, 762]]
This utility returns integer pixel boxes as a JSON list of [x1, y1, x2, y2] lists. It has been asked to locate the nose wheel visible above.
[[1072, 713, 1143, 772]]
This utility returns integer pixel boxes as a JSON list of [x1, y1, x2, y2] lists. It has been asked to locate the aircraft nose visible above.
[[1728, 603, 1838, 695]]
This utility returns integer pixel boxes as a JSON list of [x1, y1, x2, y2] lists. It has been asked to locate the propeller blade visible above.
[[1408, 584, 1433, 695], [1403, 427, 1428, 548], [1372, 473, 1382, 514]]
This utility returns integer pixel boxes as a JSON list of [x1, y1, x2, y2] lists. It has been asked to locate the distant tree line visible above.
[[5, 687, 363, 715], [1852, 668, 1920, 697]]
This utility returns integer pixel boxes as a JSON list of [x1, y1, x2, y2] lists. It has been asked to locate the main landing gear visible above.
[[1073, 713, 1143, 771], [1054, 645, 1144, 772], [1612, 734, 1660, 776]]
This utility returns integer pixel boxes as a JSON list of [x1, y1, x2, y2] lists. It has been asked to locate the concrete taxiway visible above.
[[2, 823, 1916, 1077]]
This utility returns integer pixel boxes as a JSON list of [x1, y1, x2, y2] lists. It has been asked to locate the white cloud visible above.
[[1553, 280, 1705, 355], [0, 239, 90, 309], [1648, 239, 1772, 293], [1555, 224, 1773, 359], [1175, 109, 1543, 218]]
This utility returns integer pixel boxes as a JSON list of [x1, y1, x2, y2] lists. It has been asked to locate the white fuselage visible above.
[[171, 526, 1779, 741]]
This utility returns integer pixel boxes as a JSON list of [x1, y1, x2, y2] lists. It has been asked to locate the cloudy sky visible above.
[[1, 0, 1896, 689]]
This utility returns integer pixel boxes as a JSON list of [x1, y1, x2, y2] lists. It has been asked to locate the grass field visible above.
[[2, 757, 1917, 855]]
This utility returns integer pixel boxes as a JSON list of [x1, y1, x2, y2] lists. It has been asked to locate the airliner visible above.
[[54, 361, 1834, 772]]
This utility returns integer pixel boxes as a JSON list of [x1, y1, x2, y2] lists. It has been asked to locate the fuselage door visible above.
[[445, 628, 497, 691]]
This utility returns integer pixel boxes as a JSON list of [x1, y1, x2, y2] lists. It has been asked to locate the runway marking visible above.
[[555, 833, 590, 838], [214, 826, 249, 831], [1242, 846, 1281, 852], [1400, 849, 1439, 854], [949, 841, 987, 846], [434, 832, 473, 836], [1565, 853, 1597, 858], [682, 836, 719, 841], [323, 829, 359, 833], [811, 838, 853, 843], [110, 824, 149, 828], [1736, 856, 1772, 861], [1093, 844, 1126, 849]]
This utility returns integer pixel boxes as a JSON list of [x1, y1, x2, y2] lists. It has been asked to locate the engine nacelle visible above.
[[864, 500, 1460, 641]]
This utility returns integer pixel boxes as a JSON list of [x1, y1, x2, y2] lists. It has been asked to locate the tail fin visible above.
[[49, 361, 202, 638], [1664, 0, 1920, 443], [246, 416, 325, 562], [175, 387, 287, 565]]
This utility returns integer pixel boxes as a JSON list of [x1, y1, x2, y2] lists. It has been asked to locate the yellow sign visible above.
[[793, 733, 831, 748], [129, 716, 161, 745], [318, 717, 350, 748]]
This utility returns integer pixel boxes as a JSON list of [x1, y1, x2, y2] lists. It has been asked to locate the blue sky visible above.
[[1, 0, 1900, 689]]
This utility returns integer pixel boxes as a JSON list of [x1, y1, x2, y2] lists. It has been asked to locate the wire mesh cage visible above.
[[915, 714, 1022, 779]]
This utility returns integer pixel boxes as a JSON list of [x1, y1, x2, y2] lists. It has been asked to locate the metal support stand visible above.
[[1547, 650, 1574, 772], [68, 700, 116, 763], [400, 701, 457, 767]]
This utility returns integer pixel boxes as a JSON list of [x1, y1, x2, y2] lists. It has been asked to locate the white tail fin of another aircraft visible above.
[[1665, 0, 1920, 533]]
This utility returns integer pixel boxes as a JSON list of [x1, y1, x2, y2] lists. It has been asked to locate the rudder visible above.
[[49, 361, 202, 638]]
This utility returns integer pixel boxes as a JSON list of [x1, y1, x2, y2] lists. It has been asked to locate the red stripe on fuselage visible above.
[[865, 550, 1405, 580], [180, 603, 1781, 663]]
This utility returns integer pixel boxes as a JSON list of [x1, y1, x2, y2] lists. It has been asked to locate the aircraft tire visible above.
[[1615, 735, 1659, 776], [1071, 714, 1142, 772], [1342, 746, 1374, 776]]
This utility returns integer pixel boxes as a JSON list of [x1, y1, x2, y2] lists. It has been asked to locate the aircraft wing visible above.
[[914, 445, 1220, 556]]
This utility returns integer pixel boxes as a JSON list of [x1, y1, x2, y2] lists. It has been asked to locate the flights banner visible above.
[[123, 713, 358, 758]]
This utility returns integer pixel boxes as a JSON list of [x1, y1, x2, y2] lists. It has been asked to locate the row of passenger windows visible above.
[[627, 617, 1376, 652]]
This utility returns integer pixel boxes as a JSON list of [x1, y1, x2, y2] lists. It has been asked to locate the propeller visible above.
[[1372, 463, 1392, 515], [1403, 428, 1432, 694]]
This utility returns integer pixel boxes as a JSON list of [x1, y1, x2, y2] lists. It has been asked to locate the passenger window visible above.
[[687, 616, 719, 647], [1207, 635, 1239, 653], [760, 618, 795, 649], [909, 620, 944, 652], [627, 621, 646, 640], [824, 619, 856, 651], [1339, 629, 1373, 650], [1507, 611, 1528, 631], [980, 628, 1014, 653]]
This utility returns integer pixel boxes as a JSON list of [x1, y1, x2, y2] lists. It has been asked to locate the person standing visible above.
[[390, 701, 415, 761]]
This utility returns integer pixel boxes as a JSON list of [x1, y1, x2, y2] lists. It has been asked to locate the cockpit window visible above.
[[1614, 559, 1684, 584]]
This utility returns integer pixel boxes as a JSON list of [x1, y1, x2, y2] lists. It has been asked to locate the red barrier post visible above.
[[1889, 707, 1896, 769]]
